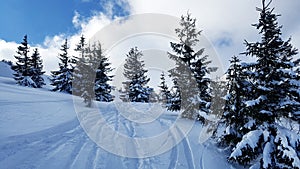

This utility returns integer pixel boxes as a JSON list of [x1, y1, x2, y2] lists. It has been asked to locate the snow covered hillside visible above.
[[0, 64, 239, 169]]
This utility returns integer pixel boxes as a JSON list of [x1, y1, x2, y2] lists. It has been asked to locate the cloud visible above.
[[0, 11, 113, 74], [0, 0, 299, 78], [128, 0, 300, 68], [0, 40, 18, 61]]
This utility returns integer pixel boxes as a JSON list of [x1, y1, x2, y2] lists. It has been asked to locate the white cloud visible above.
[[128, 0, 300, 68], [0, 11, 112, 74], [0, 40, 18, 61], [0, 0, 299, 77]]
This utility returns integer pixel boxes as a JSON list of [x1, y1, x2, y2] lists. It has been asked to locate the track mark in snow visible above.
[[175, 126, 196, 169]]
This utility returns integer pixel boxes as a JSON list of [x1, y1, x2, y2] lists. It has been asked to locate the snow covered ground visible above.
[[0, 62, 240, 169]]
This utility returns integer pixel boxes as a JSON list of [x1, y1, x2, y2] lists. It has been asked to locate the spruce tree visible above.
[[168, 12, 217, 122], [12, 35, 36, 87], [227, 1, 300, 168], [210, 80, 227, 118], [30, 48, 45, 88], [73, 35, 87, 96], [121, 47, 152, 102], [93, 43, 114, 102], [168, 79, 181, 111], [73, 42, 114, 106], [217, 56, 252, 146], [78, 46, 94, 107], [158, 72, 172, 108], [51, 39, 73, 94]]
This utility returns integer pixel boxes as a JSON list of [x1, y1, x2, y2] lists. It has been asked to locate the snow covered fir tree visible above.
[[12, 35, 45, 88], [30, 48, 45, 88], [168, 79, 181, 111], [168, 12, 217, 122], [217, 55, 252, 146], [120, 47, 153, 102], [158, 72, 172, 108], [51, 39, 74, 94], [217, 1, 300, 168], [93, 43, 114, 102], [72, 35, 87, 96], [73, 41, 114, 106]]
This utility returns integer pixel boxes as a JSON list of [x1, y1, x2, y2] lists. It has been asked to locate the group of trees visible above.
[[51, 35, 114, 106], [8, 0, 300, 168], [12, 35, 45, 88], [217, 0, 300, 168]]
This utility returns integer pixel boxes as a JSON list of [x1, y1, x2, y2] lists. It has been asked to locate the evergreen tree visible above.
[[226, 1, 300, 168], [120, 47, 152, 102], [158, 72, 172, 108], [168, 79, 181, 111], [12, 35, 36, 87], [73, 42, 114, 106], [168, 12, 217, 122], [30, 48, 45, 88], [75, 35, 87, 57], [73, 35, 87, 96], [128, 74, 153, 103], [210, 79, 227, 118], [217, 56, 252, 146], [93, 43, 114, 102], [78, 46, 95, 107], [51, 39, 73, 94]]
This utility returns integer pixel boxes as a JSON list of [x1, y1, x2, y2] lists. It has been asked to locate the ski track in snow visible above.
[[0, 105, 236, 169], [0, 82, 233, 169]]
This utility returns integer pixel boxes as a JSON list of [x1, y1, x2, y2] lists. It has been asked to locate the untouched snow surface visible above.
[[0, 67, 239, 168]]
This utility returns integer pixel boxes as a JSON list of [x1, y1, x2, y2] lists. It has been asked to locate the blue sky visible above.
[[0, 0, 130, 44]]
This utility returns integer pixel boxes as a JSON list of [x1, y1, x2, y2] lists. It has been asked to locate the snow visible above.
[[262, 142, 272, 168], [230, 129, 263, 158], [0, 62, 14, 78], [0, 65, 240, 168], [245, 95, 266, 107]]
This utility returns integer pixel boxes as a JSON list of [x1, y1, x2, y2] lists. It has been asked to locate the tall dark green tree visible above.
[[168, 12, 217, 122], [30, 48, 45, 88], [73, 35, 87, 96], [12, 35, 36, 87], [93, 43, 114, 102], [120, 47, 152, 102], [51, 39, 73, 94], [73, 41, 114, 106], [158, 72, 172, 108], [226, 1, 300, 168], [168, 79, 181, 111], [217, 56, 252, 146]]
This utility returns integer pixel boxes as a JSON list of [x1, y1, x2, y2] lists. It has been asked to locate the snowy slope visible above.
[[0, 62, 14, 78], [0, 64, 240, 168]]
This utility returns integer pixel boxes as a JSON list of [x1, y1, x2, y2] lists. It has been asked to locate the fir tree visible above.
[[128, 74, 153, 103], [73, 35, 87, 96], [120, 47, 152, 102], [210, 79, 227, 118], [158, 72, 172, 108], [30, 48, 45, 88], [168, 79, 181, 111], [226, 1, 300, 168], [168, 12, 217, 122], [217, 56, 252, 146], [93, 43, 114, 102], [74, 42, 114, 106], [51, 39, 73, 94], [12, 35, 36, 87]]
